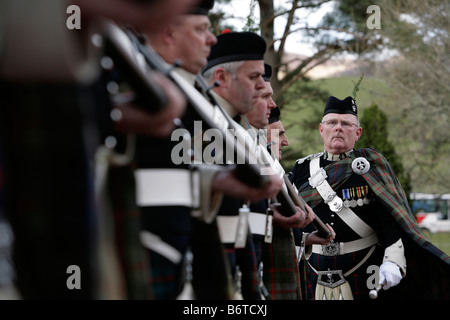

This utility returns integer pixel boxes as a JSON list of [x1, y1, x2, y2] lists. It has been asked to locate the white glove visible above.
[[379, 261, 402, 290]]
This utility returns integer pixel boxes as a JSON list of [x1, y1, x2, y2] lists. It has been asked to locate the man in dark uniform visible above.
[[202, 31, 269, 299], [266, 106, 288, 161], [242, 67, 318, 299], [202, 39, 316, 299], [135, 1, 282, 300], [132, 1, 219, 300], [0, 0, 199, 299], [289, 96, 450, 299]]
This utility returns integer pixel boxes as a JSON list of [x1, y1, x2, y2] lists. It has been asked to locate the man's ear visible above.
[[319, 122, 324, 136], [214, 67, 229, 87], [162, 25, 176, 46], [355, 127, 363, 142]]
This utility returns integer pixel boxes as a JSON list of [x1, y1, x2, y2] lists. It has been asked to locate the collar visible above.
[[174, 67, 196, 86], [210, 91, 237, 118], [323, 150, 353, 161], [240, 116, 268, 146]]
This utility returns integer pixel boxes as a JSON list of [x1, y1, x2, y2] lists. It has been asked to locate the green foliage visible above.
[[278, 77, 331, 171], [355, 105, 412, 197], [337, 0, 382, 27], [351, 73, 364, 100], [209, 0, 260, 34], [243, 0, 260, 32], [208, 0, 237, 34], [377, 0, 450, 193]]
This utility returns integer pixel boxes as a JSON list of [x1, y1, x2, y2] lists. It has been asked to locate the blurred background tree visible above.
[[376, 0, 450, 193], [355, 104, 412, 199]]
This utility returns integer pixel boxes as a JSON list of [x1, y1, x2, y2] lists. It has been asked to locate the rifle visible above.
[[100, 20, 269, 188], [256, 138, 331, 239], [101, 20, 329, 238], [195, 75, 331, 239], [101, 22, 173, 111]]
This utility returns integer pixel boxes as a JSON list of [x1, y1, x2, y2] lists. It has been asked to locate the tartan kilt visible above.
[[139, 205, 191, 300], [0, 83, 97, 299], [300, 245, 385, 300], [224, 230, 260, 300], [190, 218, 234, 300], [301, 238, 450, 300], [262, 226, 301, 300], [107, 164, 153, 299]]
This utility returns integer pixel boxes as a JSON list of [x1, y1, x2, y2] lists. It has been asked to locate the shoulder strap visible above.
[[309, 157, 374, 238]]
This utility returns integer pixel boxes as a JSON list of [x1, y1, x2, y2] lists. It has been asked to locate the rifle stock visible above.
[[257, 144, 331, 239], [282, 176, 331, 239], [102, 21, 168, 113]]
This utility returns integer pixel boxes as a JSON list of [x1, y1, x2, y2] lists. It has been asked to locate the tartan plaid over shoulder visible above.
[[297, 147, 450, 265], [296, 147, 450, 298]]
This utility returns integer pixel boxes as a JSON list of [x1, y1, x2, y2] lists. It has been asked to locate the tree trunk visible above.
[[258, 0, 280, 93]]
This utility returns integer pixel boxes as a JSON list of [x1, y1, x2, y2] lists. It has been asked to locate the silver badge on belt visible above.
[[329, 196, 343, 212]]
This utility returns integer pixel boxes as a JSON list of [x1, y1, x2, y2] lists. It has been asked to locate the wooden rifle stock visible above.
[[101, 21, 168, 113], [282, 176, 331, 239], [257, 143, 331, 238], [270, 176, 330, 239]]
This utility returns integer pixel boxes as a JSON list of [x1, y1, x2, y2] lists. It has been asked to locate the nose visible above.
[[207, 31, 217, 46], [256, 76, 265, 90], [267, 97, 276, 109], [334, 121, 344, 130]]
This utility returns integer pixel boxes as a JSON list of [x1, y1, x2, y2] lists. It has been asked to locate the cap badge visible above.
[[351, 99, 357, 113]]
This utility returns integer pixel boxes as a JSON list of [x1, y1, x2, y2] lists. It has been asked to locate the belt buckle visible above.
[[322, 241, 340, 256], [327, 195, 343, 212], [316, 269, 346, 288], [309, 168, 327, 188]]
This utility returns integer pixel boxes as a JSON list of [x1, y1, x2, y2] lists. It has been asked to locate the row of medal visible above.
[[342, 185, 371, 208]]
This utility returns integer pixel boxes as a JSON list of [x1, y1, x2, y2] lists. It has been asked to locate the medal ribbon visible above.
[[342, 189, 349, 200]]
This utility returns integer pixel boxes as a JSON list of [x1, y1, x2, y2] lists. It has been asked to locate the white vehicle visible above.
[[411, 193, 450, 233]]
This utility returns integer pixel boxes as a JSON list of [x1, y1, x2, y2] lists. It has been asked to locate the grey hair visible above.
[[202, 61, 244, 83]]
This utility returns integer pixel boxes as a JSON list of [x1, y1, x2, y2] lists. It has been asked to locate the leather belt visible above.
[[140, 231, 182, 264], [217, 211, 271, 244], [216, 215, 240, 244], [248, 212, 268, 236], [312, 233, 379, 256], [134, 168, 199, 207]]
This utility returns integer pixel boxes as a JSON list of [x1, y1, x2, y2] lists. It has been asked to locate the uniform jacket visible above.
[[290, 147, 450, 299]]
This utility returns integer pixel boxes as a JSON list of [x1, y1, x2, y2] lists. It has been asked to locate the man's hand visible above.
[[379, 261, 402, 290], [112, 71, 186, 137], [271, 204, 315, 229], [211, 167, 282, 202], [304, 224, 336, 245]]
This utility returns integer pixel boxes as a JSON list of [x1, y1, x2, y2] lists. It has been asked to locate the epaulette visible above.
[[295, 152, 323, 165]]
